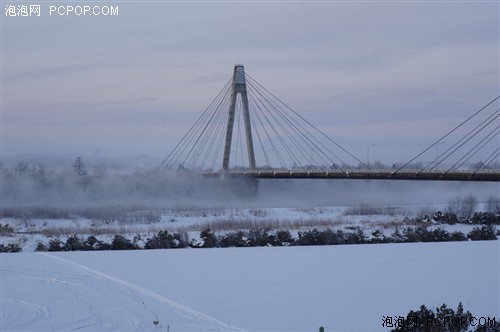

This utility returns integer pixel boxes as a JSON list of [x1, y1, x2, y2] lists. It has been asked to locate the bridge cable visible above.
[[246, 74, 368, 169], [247, 79, 325, 169], [430, 112, 500, 173], [247, 96, 276, 168], [446, 126, 499, 172], [249, 84, 310, 169], [187, 97, 222, 168], [210, 108, 229, 170], [247, 93, 287, 168], [183, 81, 231, 169], [160, 77, 231, 169], [247, 75, 348, 169], [249, 86, 303, 168], [473, 147, 500, 174], [246, 77, 349, 173], [160, 77, 232, 169], [197, 91, 230, 170], [394, 95, 500, 174], [424, 107, 500, 173]]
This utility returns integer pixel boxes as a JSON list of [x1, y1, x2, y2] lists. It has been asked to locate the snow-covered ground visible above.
[[1, 241, 498, 331], [0, 205, 489, 252]]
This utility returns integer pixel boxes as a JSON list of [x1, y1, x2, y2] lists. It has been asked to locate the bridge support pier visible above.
[[222, 65, 256, 173], [222, 177, 259, 197]]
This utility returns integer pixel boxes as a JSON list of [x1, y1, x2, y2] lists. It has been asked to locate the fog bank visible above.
[[1, 167, 496, 209]]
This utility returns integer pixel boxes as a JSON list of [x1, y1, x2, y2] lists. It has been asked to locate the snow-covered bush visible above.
[[111, 235, 135, 250], [145, 230, 188, 249], [470, 212, 500, 225], [198, 228, 218, 248], [219, 231, 250, 248], [467, 225, 497, 241], [389, 302, 499, 332], [0, 243, 21, 253], [48, 238, 64, 251]]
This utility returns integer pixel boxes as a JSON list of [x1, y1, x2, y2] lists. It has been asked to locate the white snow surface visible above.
[[3, 205, 487, 252], [1, 241, 498, 331]]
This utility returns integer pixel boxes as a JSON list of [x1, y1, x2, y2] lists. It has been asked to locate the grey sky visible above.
[[2, 1, 499, 164]]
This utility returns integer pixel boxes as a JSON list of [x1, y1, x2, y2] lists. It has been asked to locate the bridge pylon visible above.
[[222, 65, 256, 172]]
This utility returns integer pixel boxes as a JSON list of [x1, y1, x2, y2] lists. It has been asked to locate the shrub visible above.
[[174, 232, 189, 248], [402, 227, 419, 242], [48, 238, 63, 251], [198, 228, 218, 248], [389, 302, 494, 332], [111, 235, 135, 250], [470, 212, 500, 225], [220, 231, 249, 248], [275, 230, 293, 246], [35, 242, 47, 252], [296, 229, 323, 246], [450, 231, 467, 242], [430, 228, 450, 242], [0, 243, 21, 253], [248, 228, 273, 247], [83, 235, 101, 250], [369, 230, 389, 243], [467, 225, 497, 241], [0, 224, 14, 235], [437, 211, 459, 225], [391, 228, 405, 243], [344, 227, 365, 244], [295, 228, 359, 246], [431, 211, 444, 222], [145, 230, 186, 249], [64, 235, 84, 251], [400, 227, 462, 243]]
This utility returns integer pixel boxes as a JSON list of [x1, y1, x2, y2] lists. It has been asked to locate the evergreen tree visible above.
[[73, 157, 87, 176], [199, 228, 218, 248]]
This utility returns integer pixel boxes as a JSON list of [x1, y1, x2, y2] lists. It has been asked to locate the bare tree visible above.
[[485, 195, 500, 214], [29, 163, 47, 189], [459, 195, 478, 220], [447, 196, 461, 218], [14, 161, 29, 176], [447, 195, 478, 221], [73, 157, 87, 176]]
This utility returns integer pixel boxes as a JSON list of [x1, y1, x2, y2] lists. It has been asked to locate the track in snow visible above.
[[41, 253, 246, 332], [1, 253, 246, 331]]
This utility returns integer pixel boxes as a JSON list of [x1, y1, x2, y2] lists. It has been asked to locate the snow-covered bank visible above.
[[1, 241, 498, 331], [1, 204, 498, 252]]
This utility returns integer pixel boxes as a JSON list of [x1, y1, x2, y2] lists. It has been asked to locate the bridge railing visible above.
[[225, 168, 499, 175], [169, 167, 499, 181], [220, 168, 500, 181]]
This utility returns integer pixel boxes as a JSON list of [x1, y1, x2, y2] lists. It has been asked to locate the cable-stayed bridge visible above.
[[161, 65, 499, 183]]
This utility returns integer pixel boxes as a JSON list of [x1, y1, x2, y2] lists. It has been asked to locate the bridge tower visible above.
[[222, 65, 256, 172]]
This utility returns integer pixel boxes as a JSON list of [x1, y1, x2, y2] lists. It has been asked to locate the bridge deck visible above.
[[202, 170, 499, 182]]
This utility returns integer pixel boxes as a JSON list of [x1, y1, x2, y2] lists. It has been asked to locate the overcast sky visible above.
[[2, 1, 499, 164]]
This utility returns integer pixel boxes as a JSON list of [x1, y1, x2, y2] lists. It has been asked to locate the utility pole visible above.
[[367, 144, 376, 168]]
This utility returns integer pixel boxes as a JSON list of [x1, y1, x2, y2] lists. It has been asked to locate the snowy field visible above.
[[1, 241, 498, 331], [0, 204, 491, 252]]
